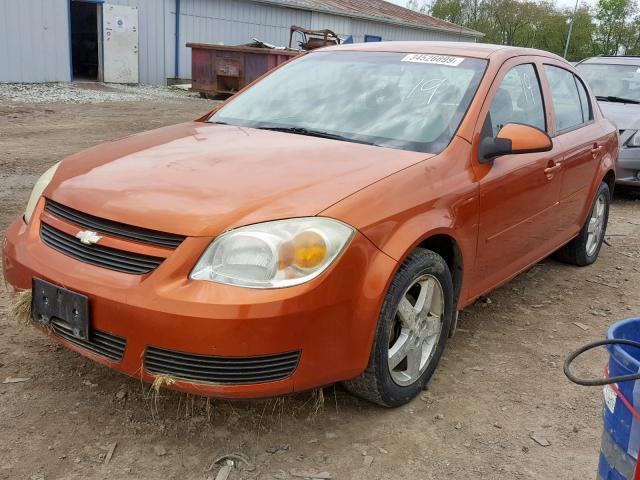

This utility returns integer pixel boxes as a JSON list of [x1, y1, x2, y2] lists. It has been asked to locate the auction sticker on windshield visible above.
[[401, 54, 465, 66]]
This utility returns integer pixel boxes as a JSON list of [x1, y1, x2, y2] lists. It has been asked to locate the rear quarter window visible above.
[[575, 75, 593, 123]]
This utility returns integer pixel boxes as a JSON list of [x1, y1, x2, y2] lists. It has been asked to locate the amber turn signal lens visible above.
[[292, 231, 327, 269]]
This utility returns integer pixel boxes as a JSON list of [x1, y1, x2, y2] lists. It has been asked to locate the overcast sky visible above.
[[388, 0, 597, 11]]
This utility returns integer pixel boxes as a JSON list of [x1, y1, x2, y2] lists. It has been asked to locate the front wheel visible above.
[[554, 182, 610, 266], [342, 248, 453, 407]]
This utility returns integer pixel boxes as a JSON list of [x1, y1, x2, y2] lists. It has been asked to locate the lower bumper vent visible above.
[[143, 346, 300, 384], [51, 318, 126, 362]]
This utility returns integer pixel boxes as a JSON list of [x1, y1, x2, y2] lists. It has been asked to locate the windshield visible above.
[[576, 63, 640, 102], [209, 51, 487, 153]]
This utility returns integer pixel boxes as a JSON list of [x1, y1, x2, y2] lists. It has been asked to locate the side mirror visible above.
[[478, 123, 552, 164]]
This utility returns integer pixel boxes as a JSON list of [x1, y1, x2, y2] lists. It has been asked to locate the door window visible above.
[[543, 65, 584, 132], [485, 64, 546, 138]]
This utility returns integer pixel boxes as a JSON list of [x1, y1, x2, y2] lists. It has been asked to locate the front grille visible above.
[[51, 318, 126, 362], [45, 200, 185, 249], [144, 346, 301, 384], [41, 222, 164, 274]]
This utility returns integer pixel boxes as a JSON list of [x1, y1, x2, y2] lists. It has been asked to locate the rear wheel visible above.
[[342, 248, 453, 407], [554, 182, 610, 266]]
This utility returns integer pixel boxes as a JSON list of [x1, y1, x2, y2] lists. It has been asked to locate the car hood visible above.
[[598, 101, 640, 130], [47, 122, 430, 237]]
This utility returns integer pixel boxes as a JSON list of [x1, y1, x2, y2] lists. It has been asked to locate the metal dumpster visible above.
[[187, 43, 299, 97]]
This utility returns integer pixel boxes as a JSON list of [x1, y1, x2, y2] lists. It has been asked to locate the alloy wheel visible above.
[[388, 274, 444, 387], [586, 193, 606, 257]]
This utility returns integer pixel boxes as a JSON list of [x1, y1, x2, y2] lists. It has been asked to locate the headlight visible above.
[[627, 131, 640, 148], [190, 218, 355, 288], [24, 162, 61, 223]]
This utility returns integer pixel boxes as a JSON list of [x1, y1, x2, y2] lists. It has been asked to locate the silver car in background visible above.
[[577, 56, 640, 188]]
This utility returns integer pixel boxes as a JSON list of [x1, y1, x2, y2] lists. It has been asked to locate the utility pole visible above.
[[563, 0, 580, 59]]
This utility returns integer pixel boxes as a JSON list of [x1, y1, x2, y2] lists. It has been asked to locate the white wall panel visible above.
[[0, 0, 70, 82]]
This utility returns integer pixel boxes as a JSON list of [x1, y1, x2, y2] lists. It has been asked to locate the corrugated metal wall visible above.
[[174, 0, 477, 80], [0, 0, 71, 82], [348, 18, 474, 42], [309, 12, 474, 43], [0, 0, 477, 84], [175, 0, 310, 80]]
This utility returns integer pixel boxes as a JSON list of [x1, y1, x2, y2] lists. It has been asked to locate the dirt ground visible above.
[[1, 84, 639, 480]]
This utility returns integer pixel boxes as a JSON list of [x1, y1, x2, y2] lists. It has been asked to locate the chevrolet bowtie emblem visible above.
[[75, 230, 102, 245]]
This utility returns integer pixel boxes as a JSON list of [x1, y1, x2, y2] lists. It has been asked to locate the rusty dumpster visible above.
[[187, 43, 299, 97]]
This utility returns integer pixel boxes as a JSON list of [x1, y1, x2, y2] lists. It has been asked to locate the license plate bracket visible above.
[[32, 278, 90, 341]]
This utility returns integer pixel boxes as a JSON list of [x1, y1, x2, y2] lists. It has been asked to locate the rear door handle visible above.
[[544, 163, 562, 175], [591, 144, 604, 155]]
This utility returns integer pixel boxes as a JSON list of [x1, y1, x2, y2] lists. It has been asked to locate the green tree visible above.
[[624, 16, 640, 54], [594, 0, 636, 54], [565, 7, 598, 60], [529, 2, 570, 54], [408, 0, 639, 61], [430, 0, 466, 26]]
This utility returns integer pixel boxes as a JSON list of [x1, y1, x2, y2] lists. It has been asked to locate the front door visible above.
[[470, 59, 565, 296], [102, 4, 139, 84]]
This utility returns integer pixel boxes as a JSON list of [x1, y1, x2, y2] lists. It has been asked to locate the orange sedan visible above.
[[2, 42, 617, 407]]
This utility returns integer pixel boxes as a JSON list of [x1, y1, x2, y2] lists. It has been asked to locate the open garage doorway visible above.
[[70, 1, 102, 81]]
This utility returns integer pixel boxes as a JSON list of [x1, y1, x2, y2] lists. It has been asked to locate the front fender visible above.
[[321, 138, 479, 307]]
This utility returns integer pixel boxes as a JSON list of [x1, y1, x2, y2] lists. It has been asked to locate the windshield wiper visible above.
[[255, 126, 377, 146], [596, 95, 640, 105]]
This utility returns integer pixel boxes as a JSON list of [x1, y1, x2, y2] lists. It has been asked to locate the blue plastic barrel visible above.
[[598, 318, 640, 480]]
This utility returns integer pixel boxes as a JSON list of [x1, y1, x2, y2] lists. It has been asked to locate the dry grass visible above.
[[148, 374, 176, 418], [9, 289, 32, 326], [140, 374, 334, 429], [309, 388, 325, 418], [151, 373, 176, 393]]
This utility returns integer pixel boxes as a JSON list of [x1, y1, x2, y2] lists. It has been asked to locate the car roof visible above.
[[320, 41, 567, 62], [578, 56, 640, 66]]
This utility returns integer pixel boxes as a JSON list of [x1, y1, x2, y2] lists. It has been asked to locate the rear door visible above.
[[542, 63, 605, 230], [102, 4, 139, 84], [471, 58, 565, 295]]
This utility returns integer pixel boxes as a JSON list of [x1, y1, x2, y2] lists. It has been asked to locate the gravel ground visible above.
[[0, 82, 202, 104], [0, 83, 639, 480]]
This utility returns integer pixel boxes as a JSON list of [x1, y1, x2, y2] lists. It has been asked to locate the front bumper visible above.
[[616, 147, 640, 187], [2, 201, 396, 398]]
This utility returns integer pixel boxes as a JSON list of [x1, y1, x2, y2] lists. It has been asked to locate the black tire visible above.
[[554, 182, 610, 266], [342, 248, 454, 407]]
